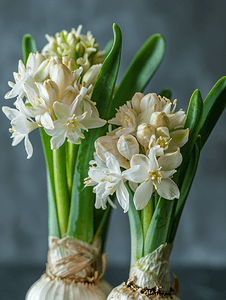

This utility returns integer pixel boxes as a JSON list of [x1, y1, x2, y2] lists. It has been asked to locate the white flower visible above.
[[123, 149, 181, 210], [4, 52, 50, 100], [45, 87, 106, 150], [86, 152, 129, 212], [23, 83, 55, 130], [108, 101, 137, 136], [2, 106, 38, 159]]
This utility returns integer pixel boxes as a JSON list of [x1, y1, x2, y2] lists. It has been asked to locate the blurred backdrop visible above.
[[0, 0, 226, 270]]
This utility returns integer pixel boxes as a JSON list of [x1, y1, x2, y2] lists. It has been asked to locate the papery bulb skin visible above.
[[26, 275, 111, 300], [25, 237, 112, 300], [107, 244, 181, 300], [107, 284, 181, 300]]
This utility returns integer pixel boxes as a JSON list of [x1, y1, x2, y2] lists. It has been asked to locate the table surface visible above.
[[0, 264, 225, 300]]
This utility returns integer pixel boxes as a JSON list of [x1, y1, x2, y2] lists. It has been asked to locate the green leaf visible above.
[[93, 200, 113, 252], [108, 33, 166, 119], [67, 126, 105, 242], [92, 23, 122, 118], [199, 76, 226, 149], [169, 137, 201, 243], [159, 88, 172, 100], [175, 89, 203, 187], [144, 196, 174, 255], [104, 39, 114, 58], [67, 23, 122, 242], [126, 183, 143, 266], [47, 172, 60, 238], [22, 34, 37, 65], [165, 90, 203, 244], [39, 128, 60, 238]]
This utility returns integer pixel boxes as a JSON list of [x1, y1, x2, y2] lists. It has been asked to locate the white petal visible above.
[[133, 180, 153, 210], [161, 170, 177, 178], [40, 111, 54, 130], [105, 152, 121, 174], [12, 116, 37, 134], [168, 128, 189, 151], [88, 168, 107, 183], [80, 116, 106, 129], [24, 135, 33, 159], [136, 106, 155, 125], [117, 134, 139, 160], [156, 178, 180, 200], [116, 182, 129, 213], [131, 92, 144, 114], [147, 148, 159, 171], [129, 180, 138, 192], [130, 154, 150, 170], [4, 82, 23, 99], [123, 165, 147, 183], [53, 102, 70, 119], [2, 106, 20, 120], [50, 133, 66, 150], [11, 132, 25, 146], [67, 133, 81, 145], [158, 150, 182, 171], [14, 97, 34, 118]]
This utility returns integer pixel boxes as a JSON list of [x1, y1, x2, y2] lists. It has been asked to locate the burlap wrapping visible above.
[[43, 236, 107, 285]]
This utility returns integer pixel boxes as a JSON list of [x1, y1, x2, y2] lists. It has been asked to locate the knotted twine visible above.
[[43, 236, 107, 285]]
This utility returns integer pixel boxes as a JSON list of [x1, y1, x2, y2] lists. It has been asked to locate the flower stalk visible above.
[[141, 196, 155, 241], [53, 145, 70, 236]]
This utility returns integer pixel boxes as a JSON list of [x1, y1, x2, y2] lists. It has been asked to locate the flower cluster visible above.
[[42, 26, 105, 74], [2, 28, 106, 159], [86, 92, 189, 212]]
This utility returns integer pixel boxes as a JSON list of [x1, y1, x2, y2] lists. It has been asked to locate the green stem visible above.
[[93, 204, 111, 242], [53, 143, 70, 236], [155, 193, 159, 207], [66, 142, 78, 196], [141, 196, 155, 241]]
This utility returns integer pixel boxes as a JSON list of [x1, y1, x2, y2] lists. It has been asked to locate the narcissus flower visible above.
[[123, 149, 181, 210], [2, 105, 38, 159], [86, 152, 129, 212], [4, 52, 50, 100]]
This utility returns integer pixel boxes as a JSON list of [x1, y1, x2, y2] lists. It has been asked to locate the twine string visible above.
[[45, 236, 107, 285]]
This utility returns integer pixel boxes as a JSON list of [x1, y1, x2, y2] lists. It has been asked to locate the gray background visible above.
[[0, 0, 226, 269]]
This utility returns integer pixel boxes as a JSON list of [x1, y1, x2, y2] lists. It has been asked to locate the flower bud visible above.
[[50, 63, 72, 94], [150, 112, 170, 128], [136, 123, 155, 149], [131, 92, 144, 114], [140, 93, 160, 112], [82, 64, 102, 88], [34, 52, 46, 69], [77, 53, 90, 73], [117, 134, 139, 160], [95, 135, 130, 169], [62, 56, 77, 72], [43, 79, 59, 110], [60, 86, 77, 106]]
